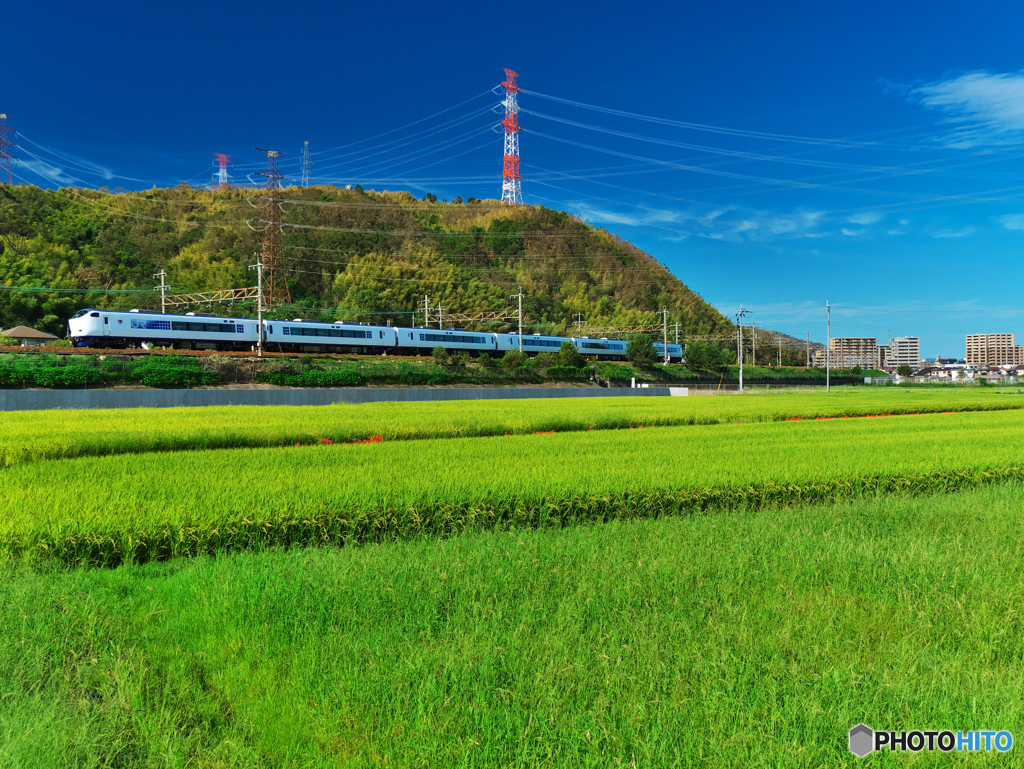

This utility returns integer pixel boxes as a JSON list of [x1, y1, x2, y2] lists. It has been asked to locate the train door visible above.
[[103, 316, 110, 336]]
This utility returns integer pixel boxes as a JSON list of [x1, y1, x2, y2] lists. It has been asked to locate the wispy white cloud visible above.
[[18, 159, 79, 186], [908, 70, 1024, 147], [999, 213, 1024, 230], [933, 226, 975, 239], [847, 212, 882, 226], [840, 228, 865, 236]]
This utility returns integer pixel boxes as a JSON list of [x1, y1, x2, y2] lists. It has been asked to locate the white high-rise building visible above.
[[886, 337, 920, 369]]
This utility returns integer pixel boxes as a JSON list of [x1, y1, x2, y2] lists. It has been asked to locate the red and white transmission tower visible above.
[[212, 153, 232, 190], [500, 69, 522, 205], [0, 115, 17, 186]]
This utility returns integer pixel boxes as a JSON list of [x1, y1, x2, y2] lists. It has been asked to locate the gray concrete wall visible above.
[[0, 386, 685, 411]]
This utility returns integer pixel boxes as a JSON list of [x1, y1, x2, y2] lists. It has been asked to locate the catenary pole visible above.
[[662, 306, 669, 364], [510, 286, 524, 351], [248, 256, 264, 357], [737, 306, 749, 392], [154, 271, 169, 314]]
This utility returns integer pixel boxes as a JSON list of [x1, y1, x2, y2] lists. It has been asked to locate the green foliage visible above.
[[0, 335, 15, 347], [431, 345, 449, 363], [546, 365, 589, 380], [477, 352, 495, 368], [626, 333, 658, 366], [683, 340, 727, 372], [501, 349, 526, 369], [557, 340, 585, 368], [897, 364, 913, 377], [256, 368, 365, 387]]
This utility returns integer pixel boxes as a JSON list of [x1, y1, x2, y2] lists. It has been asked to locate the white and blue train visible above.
[[68, 308, 683, 361]]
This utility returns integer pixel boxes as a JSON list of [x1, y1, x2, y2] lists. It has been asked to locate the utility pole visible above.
[[826, 299, 831, 393], [510, 286, 524, 351], [153, 271, 169, 314], [573, 313, 585, 336], [662, 306, 669, 364], [806, 331, 810, 367], [673, 322, 681, 344], [248, 256, 265, 357], [435, 301, 447, 330], [751, 321, 756, 366], [737, 307, 750, 391], [778, 335, 782, 366], [423, 295, 430, 328]]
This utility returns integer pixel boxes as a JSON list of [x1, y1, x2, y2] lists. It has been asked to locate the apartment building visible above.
[[885, 336, 921, 368], [829, 337, 884, 368], [965, 333, 1021, 366]]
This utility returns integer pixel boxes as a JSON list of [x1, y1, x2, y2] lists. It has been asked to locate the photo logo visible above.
[[849, 724, 1014, 756]]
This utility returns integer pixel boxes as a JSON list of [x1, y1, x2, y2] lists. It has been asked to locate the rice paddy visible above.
[[1, 485, 1022, 767], [4, 408, 1024, 566], [0, 387, 1021, 467], [3, 389, 1024, 766]]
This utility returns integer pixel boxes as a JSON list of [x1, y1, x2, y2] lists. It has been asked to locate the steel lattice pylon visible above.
[[254, 148, 291, 308], [301, 141, 311, 187], [212, 153, 232, 190], [500, 69, 522, 205], [0, 115, 16, 186]]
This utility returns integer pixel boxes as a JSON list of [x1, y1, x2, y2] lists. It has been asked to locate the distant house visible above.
[[1, 326, 59, 347]]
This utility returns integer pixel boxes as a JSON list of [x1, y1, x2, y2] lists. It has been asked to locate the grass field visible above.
[[1, 387, 1022, 466], [4, 409, 1024, 565], [1, 485, 1022, 767]]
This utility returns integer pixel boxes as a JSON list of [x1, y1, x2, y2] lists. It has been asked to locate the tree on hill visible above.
[[684, 340, 727, 372], [626, 334, 658, 366]]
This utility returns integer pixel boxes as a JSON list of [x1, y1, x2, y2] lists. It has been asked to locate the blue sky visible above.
[[7, 0, 1024, 356]]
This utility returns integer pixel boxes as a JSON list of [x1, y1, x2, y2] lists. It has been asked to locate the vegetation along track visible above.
[[4, 409, 1024, 566], [1, 389, 1022, 467]]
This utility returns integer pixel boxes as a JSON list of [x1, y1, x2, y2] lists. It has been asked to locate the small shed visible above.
[[1, 325, 59, 347]]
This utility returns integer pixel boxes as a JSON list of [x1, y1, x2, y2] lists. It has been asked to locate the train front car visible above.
[[264, 320, 398, 354], [396, 328, 497, 356], [654, 343, 684, 362], [69, 309, 259, 350], [68, 309, 106, 346]]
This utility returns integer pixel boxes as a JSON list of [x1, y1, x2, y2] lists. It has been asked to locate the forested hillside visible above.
[[0, 184, 734, 339]]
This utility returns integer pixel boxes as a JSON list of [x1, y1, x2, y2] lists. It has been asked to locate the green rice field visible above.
[[3, 390, 1024, 766], [1, 387, 1022, 466], [1, 485, 1022, 767], [4, 408, 1024, 565]]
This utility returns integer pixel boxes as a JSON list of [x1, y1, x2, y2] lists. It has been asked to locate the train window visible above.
[[103, 317, 109, 324], [90, 312, 100, 318]]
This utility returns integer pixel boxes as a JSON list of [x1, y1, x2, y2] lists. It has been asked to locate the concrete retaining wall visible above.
[[0, 386, 687, 411]]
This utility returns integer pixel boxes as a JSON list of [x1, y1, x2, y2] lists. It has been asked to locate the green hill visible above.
[[0, 184, 734, 339]]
